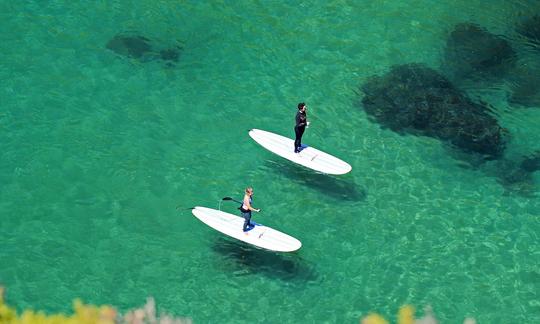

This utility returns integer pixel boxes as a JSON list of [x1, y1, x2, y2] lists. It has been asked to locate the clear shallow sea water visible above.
[[1, 1, 539, 322]]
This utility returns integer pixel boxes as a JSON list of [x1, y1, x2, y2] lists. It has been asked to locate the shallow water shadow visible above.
[[492, 152, 540, 197], [451, 149, 540, 197], [105, 32, 182, 67], [210, 237, 318, 283], [263, 160, 367, 202]]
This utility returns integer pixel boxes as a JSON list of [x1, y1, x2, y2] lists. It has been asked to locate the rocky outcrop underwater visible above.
[[106, 32, 182, 66], [442, 23, 516, 82], [361, 63, 507, 160]]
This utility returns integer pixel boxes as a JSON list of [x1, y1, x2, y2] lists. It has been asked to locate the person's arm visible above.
[[244, 196, 260, 212], [296, 114, 307, 127]]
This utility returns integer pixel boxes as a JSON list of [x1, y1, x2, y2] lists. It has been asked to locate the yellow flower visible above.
[[361, 313, 389, 324], [0, 295, 17, 323], [398, 305, 415, 324]]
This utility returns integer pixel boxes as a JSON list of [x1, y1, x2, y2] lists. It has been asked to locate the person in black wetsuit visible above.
[[239, 187, 260, 232], [294, 102, 309, 153]]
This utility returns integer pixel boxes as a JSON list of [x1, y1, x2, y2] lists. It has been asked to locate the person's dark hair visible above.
[[297, 102, 306, 110]]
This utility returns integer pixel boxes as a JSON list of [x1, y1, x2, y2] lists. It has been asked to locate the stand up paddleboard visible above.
[[249, 129, 352, 175], [192, 206, 302, 253]]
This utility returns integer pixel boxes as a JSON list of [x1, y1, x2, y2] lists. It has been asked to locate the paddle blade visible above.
[[176, 205, 194, 210], [222, 197, 233, 201]]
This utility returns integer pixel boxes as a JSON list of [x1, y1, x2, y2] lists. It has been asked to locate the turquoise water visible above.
[[1, 1, 539, 322]]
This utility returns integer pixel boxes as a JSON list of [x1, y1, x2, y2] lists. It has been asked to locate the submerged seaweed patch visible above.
[[361, 63, 507, 159], [106, 32, 182, 66], [443, 23, 516, 81], [517, 14, 540, 47]]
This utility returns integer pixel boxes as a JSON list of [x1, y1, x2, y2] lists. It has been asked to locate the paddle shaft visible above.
[[222, 197, 261, 212]]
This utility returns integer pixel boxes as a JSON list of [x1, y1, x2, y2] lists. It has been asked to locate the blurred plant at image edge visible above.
[[0, 286, 191, 324], [1, 286, 479, 323]]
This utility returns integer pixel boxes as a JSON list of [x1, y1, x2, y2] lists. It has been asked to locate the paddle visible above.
[[176, 197, 242, 210], [179, 197, 244, 212], [222, 197, 243, 204], [176, 206, 194, 210], [222, 197, 261, 213]]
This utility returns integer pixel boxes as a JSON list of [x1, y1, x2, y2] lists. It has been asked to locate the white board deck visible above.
[[249, 129, 352, 175], [192, 206, 302, 253]]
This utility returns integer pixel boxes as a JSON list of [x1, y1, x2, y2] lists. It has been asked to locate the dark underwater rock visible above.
[[494, 152, 540, 196], [508, 61, 540, 107], [517, 15, 540, 46], [361, 63, 507, 159], [159, 48, 180, 62], [106, 34, 153, 59], [106, 33, 181, 65], [520, 151, 540, 172], [443, 23, 516, 80]]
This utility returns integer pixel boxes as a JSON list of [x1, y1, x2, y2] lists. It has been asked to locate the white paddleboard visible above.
[[192, 206, 301, 253], [249, 129, 352, 175]]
